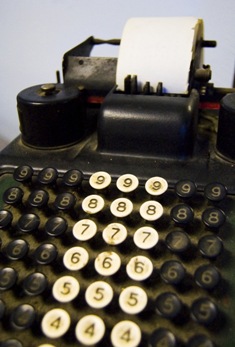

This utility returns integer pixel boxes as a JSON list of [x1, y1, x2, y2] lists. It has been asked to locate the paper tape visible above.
[[116, 17, 203, 94]]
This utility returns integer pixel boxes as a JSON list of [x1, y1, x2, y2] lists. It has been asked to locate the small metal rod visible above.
[[124, 75, 131, 94], [56, 70, 61, 84], [201, 40, 217, 48]]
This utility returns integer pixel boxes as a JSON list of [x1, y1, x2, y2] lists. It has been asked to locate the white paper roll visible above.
[[116, 17, 203, 94]]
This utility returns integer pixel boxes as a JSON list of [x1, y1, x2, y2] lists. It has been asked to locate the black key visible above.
[[202, 207, 226, 229], [204, 182, 227, 202], [4, 239, 29, 260], [37, 167, 58, 185], [175, 180, 197, 199], [28, 189, 49, 208], [63, 169, 83, 187], [170, 204, 194, 224], [187, 334, 215, 347], [17, 213, 40, 233], [22, 272, 47, 296], [33, 243, 57, 265], [160, 260, 186, 285], [45, 216, 68, 237], [0, 299, 5, 319], [13, 165, 33, 183], [155, 292, 182, 319], [191, 298, 218, 325], [0, 210, 13, 229], [10, 304, 35, 330], [0, 339, 23, 347], [3, 187, 23, 206], [165, 230, 191, 253], [194, 265, 220, 290], [54, 192, 76, 211], [149, 328, 177, 347], [198, 235, 223, 258], [0, 267, 17, 290]]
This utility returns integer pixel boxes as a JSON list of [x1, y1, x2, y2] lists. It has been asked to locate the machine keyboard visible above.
[[0, 165, 233, 347]]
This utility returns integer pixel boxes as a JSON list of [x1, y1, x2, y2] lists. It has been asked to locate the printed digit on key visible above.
[[73, 219, 97, 241], [145, 176, 168, 196], [63, 247, 89, 271], [95, 251, 121, 276], [134, 227, 159, 249], [41, 308, 71, 338], [75, 315, 105, 345], [116, 174, 139, 193], [82, 195, 104, 214], [52, 276, 80, 303], [139, 201, 163, 221], [85, 281, 113, 308], [119, 286, 148, 314], [103, 223, 127, 245], [89, 171, 111, 189], [111, 320, 141, 347], [126, 255, 153, 281], [110, 198, 133, 218]]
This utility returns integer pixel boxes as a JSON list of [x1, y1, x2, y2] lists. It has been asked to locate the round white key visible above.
[[82, 194, 104, 214], [103, 223, 127, 245], [126, 255, 153, 281], [139, 200, 163, 221], [73, 219, 97, 241], [145, 176, 168, 196], [134, 226, 159, 249], [116, 174, 139, 193], [111, 320, 141, 347], [41, 308, 70, 338], [63, 246, 89, 271], [110, 198, 133, 218], [119, 286, 148, 314], [52, 275, 80, 303], [75, 314, 105, 345], [89, 171, 111, 190], [85, 281, 113, 308], [94, 251, 121, 276]]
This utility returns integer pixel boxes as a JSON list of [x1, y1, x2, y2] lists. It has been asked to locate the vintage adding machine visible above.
[[0, 17, 235, 347]]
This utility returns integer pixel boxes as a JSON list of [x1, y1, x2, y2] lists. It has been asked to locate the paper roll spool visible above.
[[116, 17, 203, 94]]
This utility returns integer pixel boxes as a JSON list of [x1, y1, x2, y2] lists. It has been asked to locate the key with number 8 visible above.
[[139, 201, 163, 221]]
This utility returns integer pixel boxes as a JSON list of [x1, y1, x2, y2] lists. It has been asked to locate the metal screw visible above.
[[40, 83, 56, 95]]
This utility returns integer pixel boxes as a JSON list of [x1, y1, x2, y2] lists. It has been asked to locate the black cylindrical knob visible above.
[[216, 93, 235, 161], [17, 83, 85, 148]]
